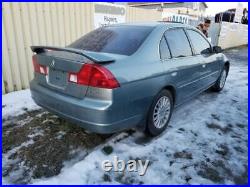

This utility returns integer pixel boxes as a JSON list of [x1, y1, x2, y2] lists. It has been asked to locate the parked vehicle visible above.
[[30, 22, 229, 136]]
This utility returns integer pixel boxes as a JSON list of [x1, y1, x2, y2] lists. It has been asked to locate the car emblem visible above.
[[50, 60, 55, 68]]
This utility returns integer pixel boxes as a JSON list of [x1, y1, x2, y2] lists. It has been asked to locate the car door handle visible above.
[[202, 64, 206, 68]]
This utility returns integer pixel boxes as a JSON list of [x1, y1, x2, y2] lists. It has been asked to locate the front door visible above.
[[185, 29, 220, 90]]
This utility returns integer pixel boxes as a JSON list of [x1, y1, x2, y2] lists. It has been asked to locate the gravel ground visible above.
[[2, 109, 123, 184], [2, 46, 248, 184]]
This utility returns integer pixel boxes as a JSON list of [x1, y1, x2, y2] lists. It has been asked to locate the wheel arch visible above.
[[224, 61, 230, 74], [162, 85, 176, 105]]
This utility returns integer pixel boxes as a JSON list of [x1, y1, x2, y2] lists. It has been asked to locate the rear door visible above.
[[185, 29, 220, 89], [161, 28, 204, 103]]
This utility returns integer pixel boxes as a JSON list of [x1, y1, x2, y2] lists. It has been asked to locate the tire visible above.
[[212, 67, 228, 92], [145, 90, 174, 136]]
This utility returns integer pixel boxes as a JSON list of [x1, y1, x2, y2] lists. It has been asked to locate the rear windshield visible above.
[[68, 25, 154, 56]]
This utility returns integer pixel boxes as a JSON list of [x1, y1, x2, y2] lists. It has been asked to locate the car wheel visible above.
[[146, 90, 174, 136], [212, 67, 228, 92]]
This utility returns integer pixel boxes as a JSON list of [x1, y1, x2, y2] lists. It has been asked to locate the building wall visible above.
[[126, 6, 162, 22], [128, 3, 206, 20], [218, 22, 248, 49], [2, 2, 161, 94]]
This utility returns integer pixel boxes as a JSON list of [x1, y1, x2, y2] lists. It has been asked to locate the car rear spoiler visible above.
[[30, 46, 115, 63]]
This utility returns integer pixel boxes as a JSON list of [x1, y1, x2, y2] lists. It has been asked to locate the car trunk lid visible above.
[[31, 46, 116, 99]]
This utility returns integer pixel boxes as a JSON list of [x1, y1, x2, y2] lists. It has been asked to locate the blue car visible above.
[[30, 22, 229, 136]]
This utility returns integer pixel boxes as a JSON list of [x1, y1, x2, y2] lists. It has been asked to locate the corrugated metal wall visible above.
[[2, 2, 162, 94]]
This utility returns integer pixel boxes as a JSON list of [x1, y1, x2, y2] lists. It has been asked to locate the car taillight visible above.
[[68, 63, 119, 89], [32, 55, 48, 75]]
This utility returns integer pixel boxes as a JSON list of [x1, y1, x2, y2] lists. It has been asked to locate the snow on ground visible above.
[[2, 89, 40, 119], [2, 47, 248, 184]]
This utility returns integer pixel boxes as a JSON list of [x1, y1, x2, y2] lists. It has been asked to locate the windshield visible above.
[[68, 25, 154, 56]]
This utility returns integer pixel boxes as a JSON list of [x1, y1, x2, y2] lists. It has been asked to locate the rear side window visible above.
[[68, 26, 154, 56], [165, 29, 192, 58], [186, 29, 211, 55], [159, 37, 171, 59]]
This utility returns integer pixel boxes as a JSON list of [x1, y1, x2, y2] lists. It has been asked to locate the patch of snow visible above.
[[62, 148, 89, 169], [2, 89, 40, 118], [55, 131, 66, 140], [28, 129, 44, 138]]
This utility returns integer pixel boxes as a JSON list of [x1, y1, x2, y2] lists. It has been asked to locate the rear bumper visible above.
[[30, 80, 141, 134]]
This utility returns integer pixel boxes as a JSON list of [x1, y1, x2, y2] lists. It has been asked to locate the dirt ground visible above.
[[2, 110, 115, 183]]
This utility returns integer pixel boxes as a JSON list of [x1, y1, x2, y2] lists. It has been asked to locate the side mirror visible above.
[[213, 46, 222, 53]]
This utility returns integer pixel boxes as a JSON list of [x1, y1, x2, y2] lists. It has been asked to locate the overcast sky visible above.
[[205, 2, 248, 16]]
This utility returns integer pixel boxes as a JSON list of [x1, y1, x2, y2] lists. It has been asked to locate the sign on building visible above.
[[162, 12, 189, 24], [94, 3, 126, 29]]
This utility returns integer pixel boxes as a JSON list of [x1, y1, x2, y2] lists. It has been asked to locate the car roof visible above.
[[110, 21, 193, 29]]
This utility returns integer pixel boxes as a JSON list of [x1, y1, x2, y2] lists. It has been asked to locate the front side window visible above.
[[165, 29, 192, 58], [159, 37, 171, 59], [68, 26, 154, 56], [186, 29, 211, 55]]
